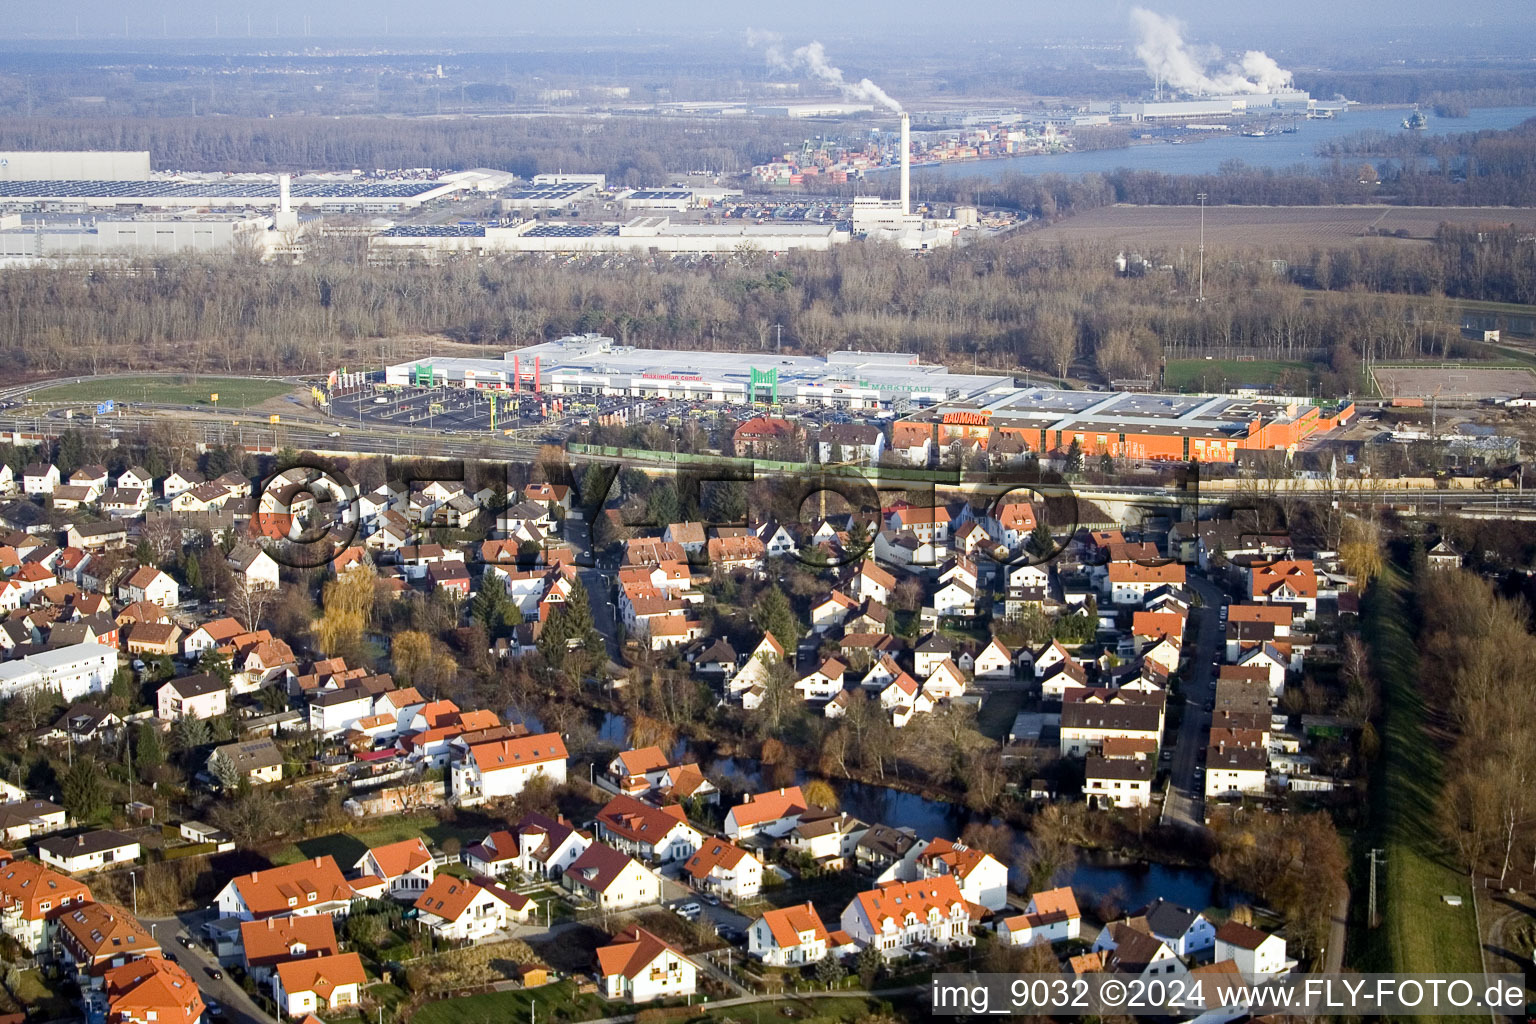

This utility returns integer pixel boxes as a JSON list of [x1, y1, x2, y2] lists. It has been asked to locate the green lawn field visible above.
[[410, 981, 608, 1024], [267, 813, 488, 868], [30, 375, 293, 408], [1356, 568, 1482, 1000], [1162, 358, 1316, 392]]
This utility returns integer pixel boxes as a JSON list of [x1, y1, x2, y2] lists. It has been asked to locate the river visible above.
[[871, 105, 1536, 184]]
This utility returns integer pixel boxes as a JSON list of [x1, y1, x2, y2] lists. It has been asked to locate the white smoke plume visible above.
[[1130, 8, 1293, 96], [752, 34, 903, 113]]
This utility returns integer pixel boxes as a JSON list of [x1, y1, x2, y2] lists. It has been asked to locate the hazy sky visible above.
[[2, 0, 1531, 41]]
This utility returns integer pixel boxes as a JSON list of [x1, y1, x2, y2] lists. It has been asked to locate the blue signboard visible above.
[[96, 400, 114, 415]]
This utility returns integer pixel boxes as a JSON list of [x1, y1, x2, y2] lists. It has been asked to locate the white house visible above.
[[1136, 898, 1217, 956], [1214, 920, 1289, 979], [22, 463, 60, 495], [155, 673, 228, 721], [597, 927, 697, 1003], [353, 837, 435, 900], [912, 838, 1008, 911], [973, 638, 1014, 680], [1093, 921, 1189, 982], [451, 733, 568, 806], [563, 843, 661, 910], [997, 887, 1081, 946], [36, 830, 141, 874], [724, 787, 808, 841], [594, 795, 702, 864], [118, 567, 179, 608], [412, 876, 524, 941], [749, 902, 831, 967], [840, 876, 973, 959], [1084, 756, 1154, 809], [212, 857, 356, 921], [273, 952, 365, 1018], [682, 838, 762, 902], [229, 544, 282, 590], [0, 643, 116, 702]]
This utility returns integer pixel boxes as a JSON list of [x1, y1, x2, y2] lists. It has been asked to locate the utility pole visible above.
[[1195, 193, 1208, 303], [1368, 848, 1385, 928], [770, 323, 784, 354]]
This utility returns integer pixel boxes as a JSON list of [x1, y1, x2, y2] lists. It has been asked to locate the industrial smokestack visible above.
[[278, 173, 291, 215], [899, 112, 911, 217]]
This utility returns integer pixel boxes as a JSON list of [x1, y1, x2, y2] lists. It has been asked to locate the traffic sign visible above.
[[96, 400, 114, 415]]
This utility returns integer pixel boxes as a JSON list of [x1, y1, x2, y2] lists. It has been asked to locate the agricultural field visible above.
[[1027, 204, 1536, 249], [29, 374, 294, 408]]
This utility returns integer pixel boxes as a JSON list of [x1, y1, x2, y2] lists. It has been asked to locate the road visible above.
[[1162, 573, 1227, 830], [143, 912, 266, 1024]]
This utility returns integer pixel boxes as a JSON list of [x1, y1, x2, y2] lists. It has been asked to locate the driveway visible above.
[[1162, 574, 1227, 830]]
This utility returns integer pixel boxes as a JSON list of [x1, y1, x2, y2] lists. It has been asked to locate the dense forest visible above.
[[6, 227, 1520, 389], [0, 114, 797, 182]]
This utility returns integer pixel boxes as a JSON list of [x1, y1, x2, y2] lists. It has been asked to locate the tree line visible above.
[[1, 231, 1511, 392]]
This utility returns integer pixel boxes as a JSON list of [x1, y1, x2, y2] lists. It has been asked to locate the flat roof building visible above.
[[384, 335, 1012, 410]]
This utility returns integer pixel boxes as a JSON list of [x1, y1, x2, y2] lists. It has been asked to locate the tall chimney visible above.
[[899, 113, 911, 217], [279, 173, 291, 216]]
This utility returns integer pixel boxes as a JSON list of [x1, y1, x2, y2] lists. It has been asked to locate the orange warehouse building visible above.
[[892, 390, 1354, 464]]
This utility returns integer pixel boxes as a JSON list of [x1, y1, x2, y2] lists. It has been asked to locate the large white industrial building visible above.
[[372, 216, 849, 257], [1089, 88, 1314, 121], [0, 176, 461, 212], [0, 211, 277, 263], [0, 150, 152, 181], [382, 334, 1012, 409]]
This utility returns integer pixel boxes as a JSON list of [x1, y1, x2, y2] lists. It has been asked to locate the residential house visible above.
[[1060, 694, 1165, 757], [1092, 921, 1189, 982], [464, 814, 590, 880], [1132, 898, 1217, 956], [1214, 920, 1289, 979], [839, 876, 974, 959], [451, 733, 568, 806], [562, 843, 661, 910], [0, 799, 69, 844], [213, 856, 356, 921], [155, 673, 228, 721], [912, 838, 1008, 911], [987, 502, 1039, 551], [125, 621, 183, 658], [854, 824, 921, 882], [210, 738, 284, 786], [733, 416, 801, 458], [38, 830, 141, 874], [1205, 743, 1268, 800], [273, 952, 365, 1018], [1084, 756, 1154, 809], [996, 887, 1081, 947], [1106, 562, 1186, 606], [596, 926, 697, 1003], [594, 795, 703, 864], [161, 471, 202, 500], [1247, 559, 1318, 617], [0, 859, 93, 953], [724, 786, 809, 841], [353, 838, 435, 900], [0, 642, 116, 702], [229, 543, 282, 590], [103, 958, 204, 1024], [239, 916, 339, 982], [118, 567, 179, 609], [682, 838, 762, 902], [749, 902, 831, 967], [795, 658, 846, 701], [412, 876, 520, 941], [973, 638, 1014, 680], [818, 423, 885, 465], [886, 506, 953, 545], [22, 463, 60, 496], [57, 901, 159, 982]]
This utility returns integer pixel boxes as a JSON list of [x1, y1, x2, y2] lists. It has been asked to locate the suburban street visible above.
[[1162, 573, 1227, 829], [143, 913, 266, 1024]]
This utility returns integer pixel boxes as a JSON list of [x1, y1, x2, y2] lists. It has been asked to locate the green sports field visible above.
[[30, 375, 293, 408], [1162, 358, 1316, 392]]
